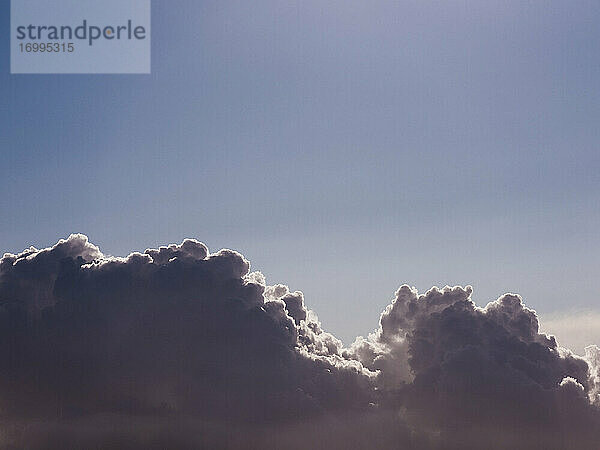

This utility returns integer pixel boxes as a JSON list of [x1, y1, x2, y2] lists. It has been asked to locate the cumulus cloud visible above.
[[348, 285, 600, 448], [0, 235, 599, 449]]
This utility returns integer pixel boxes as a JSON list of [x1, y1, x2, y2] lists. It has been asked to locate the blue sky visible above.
[[1, 0, 599, 345]]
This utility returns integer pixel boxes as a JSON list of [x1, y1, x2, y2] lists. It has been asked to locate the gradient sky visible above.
[[1, 0, 599, 345]]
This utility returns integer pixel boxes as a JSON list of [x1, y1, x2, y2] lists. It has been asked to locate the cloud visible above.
[[541, 311, 600, 355], [348, 285, 600, 448], [0, 235, 599, 449]]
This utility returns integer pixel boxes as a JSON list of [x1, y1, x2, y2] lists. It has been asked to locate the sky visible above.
[[1, 0, 599, 347]]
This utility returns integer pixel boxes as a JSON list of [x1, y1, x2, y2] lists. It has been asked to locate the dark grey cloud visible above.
[[348, 285, 600, 449], [0, 235, 598, 449]]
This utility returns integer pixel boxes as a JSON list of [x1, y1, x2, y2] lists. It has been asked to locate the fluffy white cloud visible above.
[[541, 311, 600, 355]]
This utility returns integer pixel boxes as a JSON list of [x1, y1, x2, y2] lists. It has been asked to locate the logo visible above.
[[11, 0, 151, 74], [15, 20, 147, 47]]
